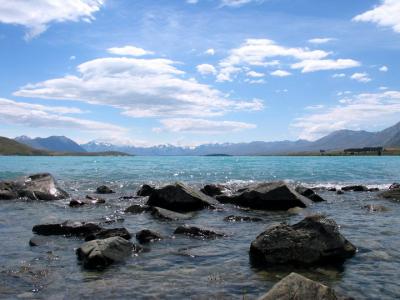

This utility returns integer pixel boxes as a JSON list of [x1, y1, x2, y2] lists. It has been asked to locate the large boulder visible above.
[[32, 221, 101, 236], [137, 184, 155, 197], [295, 186, 325, 202], [250, 215, 356, 267], [0, 173, 68, 200], [149, 206, 192, 221], [146, 182, 218, 212], [379, 188, 400, 201], [258, 272, 346, 300], [76, 237, 134, 269], [216, 182, 312, 211]]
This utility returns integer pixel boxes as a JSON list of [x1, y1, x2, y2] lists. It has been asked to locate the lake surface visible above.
[[0, 156, 399, 299]]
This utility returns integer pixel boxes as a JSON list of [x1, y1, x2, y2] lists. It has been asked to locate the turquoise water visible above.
[[0, 156, 400, 299]]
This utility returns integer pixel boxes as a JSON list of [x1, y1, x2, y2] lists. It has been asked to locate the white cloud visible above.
[[379, 65, 388, 72], [0, 0, 104, 39], [107, 46, 154, 57], [205, 48, 215, 55], [308, 38, 335, 44], [292, 59, 361, 73], [270, 70, 291, 77], [246, 70, 265, 78], [351, 72, 371, 83], [186, 0, 198, 3], [0, 98, 125, 133], [244, 78, 265, 84], [70, 55, 76, 60], [332, 73, 346, 78], [156, 118, 256, 133], [196, 64, 217, 75], [293, 90, 400, 140], [353, 0, 400, 33], [217, 38, 359, 80], [14, 55, 263, 119]]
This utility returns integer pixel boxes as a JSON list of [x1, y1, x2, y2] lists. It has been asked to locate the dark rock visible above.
[[85, 228, 132, 241], [295, 186, 325, 202], [328, 187, 337, 192], [0, 182, 18, 200], [200, 184, 224, 197], [69, 196, 105, 207], [69, 199, 85, 207], [174, 225, 225, 239], [146, 182, 218, 212], [368, 188, 379, 192], [216, 182, 312, 211], [258, 272, 346, 300], [136, 229, 163, 243], [336, 190, 344, 195], [341, 185, 368, 192], [389, 183, 400, 190], [249, 215, 356, 267], [224, 215, 262, 222], [379, 188, 400, 201], [137, 184, 155, 197], [124, 204, 151, 214], [96, 185, 114, 194], [76, 237, 133, 269], [363, 204, 389, 212], [32, 221, 101, 236], [150, 206, 192, 221]]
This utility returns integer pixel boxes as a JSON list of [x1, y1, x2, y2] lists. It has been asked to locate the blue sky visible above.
[[0, 0, 400, 146]]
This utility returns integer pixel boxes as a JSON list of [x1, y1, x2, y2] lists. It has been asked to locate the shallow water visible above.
[[0, 156, 399, 299]]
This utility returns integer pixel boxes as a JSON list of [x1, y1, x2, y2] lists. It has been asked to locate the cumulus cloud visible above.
[[246, 71, 265, 78], [351, 72, 371, 83], [353, 0, 400, 33], [197, 64, 217, 75], [332, 73, 346, 78], [0, 98, 125, 133], [293, 90, 400, 140], [14, 55, 263, 119], [0, 0, 104, 39], [308, 38, 335, 44], [107, 46, 154, 57], [205, 48, 215, 55], [379, 65, 388, 72], [156, 118, 256, 133], [270, 70, 291, 77], [216, 38, 359, 80]]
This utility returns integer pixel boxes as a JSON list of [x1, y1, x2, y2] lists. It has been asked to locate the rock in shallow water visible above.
[[341, 185, 368, 192], [85, 228, 132, 241], [136, 184, 155, 197], [258, 272, 348, 300], [96, 185, 114, 194], [174, 225, 225, 239], [223, 215, 262, 222], [295, 186, 325, 202], [150, 206, 193, 221], [379, 188, 400, 201], [216, 182, 312, 211], [76, 237, 134, 269], [250, 215, 356, 267], [136, 229, 163, 243], [32, 221, 101, 236], [363, 204, 389, 212], [200, 184, 225, 197], [146, 182, 218, 212]]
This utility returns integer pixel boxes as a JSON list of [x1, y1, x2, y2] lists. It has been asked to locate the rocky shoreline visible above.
[[1, 173, 400, 299]]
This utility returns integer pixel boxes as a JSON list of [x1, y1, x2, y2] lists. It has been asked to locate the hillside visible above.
[[0, 137, 49, 155], [15, 135, 86, 153]]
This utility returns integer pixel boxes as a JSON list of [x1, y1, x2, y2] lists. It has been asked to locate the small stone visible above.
[[96, 185, 114, 194], [136, 229, 163, 243], [174, 225, 225, 239]]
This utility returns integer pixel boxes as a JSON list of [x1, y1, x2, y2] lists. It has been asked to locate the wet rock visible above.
[[200, 184, 224, 197], [29, 236, 50, 247], [69, 196, 105, 207], [295, 186, 325, 202], [146, 182, 218, 212], [136, 229, 163, 243], [250, 215, 356, 267], [336, 190, 344, 195], [341, 185, 368, 192], [0, 173, 68, 200], [32, 221, 101, 236], [174, 225, 225, 239], [379, 188, 400, 201], [216, 182, 312, 211], [368, 188, 379, 192], [287, 207, 304, 215], [223, 215, 262, 222], [389, 183, 400, 190], [124, 204, 151, 214], [258, 272, 346, 300], [137, 184, 155, 197], [328, 187, 337, 192], [85, 228, 132, 241], [76, 237, 133, 269], [96, 185, 114, 194], [150, 206, 192, 221], [363, 204, 389, 212]]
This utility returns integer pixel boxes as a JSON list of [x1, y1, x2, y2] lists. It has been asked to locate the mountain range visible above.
[[10, 121, 400, 156]]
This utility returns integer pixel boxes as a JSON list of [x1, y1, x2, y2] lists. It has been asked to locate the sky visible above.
[[0, 0, 400, 146]]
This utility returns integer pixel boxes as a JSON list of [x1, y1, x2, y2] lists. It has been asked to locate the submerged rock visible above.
[[216, 182, 312, 211], [174, 225, 224, 239], [85, 228, 132, 241], [150, 206, 192, 221], [76, 237, 134, 269], [200, 184, 224, 197], [223, 215, 262, 222], [96, 185, 114, 194], [363, 204, 389, 212], [0, 173, 68, 201], [124, 204, 151, 214], [336, 190, 344, 195], [146, 182, 218, 212], [258, 272, 345, 300], [136, 229, 163, 243], [295, 186, 325, 202], [69, 196, 105, 207], [29, 236, 50, 247], [137, 184, 155, 197], [32, 221, 101, 236], [389, 183, 400, 190], [341, 185, 368, 192], [379, 188, 400, 201], [250, 215, 356, 267]]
